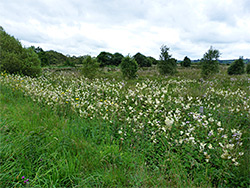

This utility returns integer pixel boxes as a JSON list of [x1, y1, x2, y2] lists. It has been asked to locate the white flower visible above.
[[208, 143, 213, 149], [239, 152, 244, 156], [234, 162, 239, 166], [200, 143, 207, 151], [226, 144, 234, 150], [165, 117, 174, 127]]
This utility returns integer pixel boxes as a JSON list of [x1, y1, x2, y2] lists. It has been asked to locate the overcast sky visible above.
[[1, 0, 250, 60]]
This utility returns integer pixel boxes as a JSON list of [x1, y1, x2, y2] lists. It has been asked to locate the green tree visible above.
[[0, 27, 41, 77], [246, 63, 250, 74], [133, 52, 151, 67], [158, 45, 177, 75], [147, 56, 158, 65], [181, 56, 191, 67], [111, 52, 124, 66], [33, 46, 49, 67], [81, 55, 99, 79], [201, 46, 220, 77], [46, 50, 67, 65], [64, 58, 75, 67], [227, 57, 245, 75], [22, 47, 42, 76], [97, 51, 113, 67], [120, 55, 138, 79]]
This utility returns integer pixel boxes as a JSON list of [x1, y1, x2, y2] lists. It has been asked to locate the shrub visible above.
[[246, 63, 250, 74], [120, 55, 138, 79], [133, 52, 151, 67], [64, 58, 75, 67], [201, 46, 220, 78], [227, 58, 245, 75], [158, 45, 177, 75], [181, 56, 191, 67], [97, 51, 113, 67], [81, 55, 99, 79], [0, 27, 41, 77], [21, 48, 42, 77], [111, 52, 124, 66]]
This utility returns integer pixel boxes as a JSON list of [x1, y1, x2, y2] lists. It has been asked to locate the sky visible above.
[[1, 0, 250, 60]]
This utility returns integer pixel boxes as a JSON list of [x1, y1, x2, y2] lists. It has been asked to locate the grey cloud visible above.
[[1, 0, 250, 60]]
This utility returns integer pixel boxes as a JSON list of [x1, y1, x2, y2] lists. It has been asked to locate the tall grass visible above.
[[0, 66, 249, 187]]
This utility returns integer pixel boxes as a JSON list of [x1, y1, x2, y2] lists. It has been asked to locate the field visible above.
[[0, 66, 250, 187]]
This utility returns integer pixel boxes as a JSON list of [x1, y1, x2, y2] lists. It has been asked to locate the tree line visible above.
[[1, 26, 249, 78]]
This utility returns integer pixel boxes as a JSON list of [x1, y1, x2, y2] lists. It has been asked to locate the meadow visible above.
[[0, 66, 249, 187]]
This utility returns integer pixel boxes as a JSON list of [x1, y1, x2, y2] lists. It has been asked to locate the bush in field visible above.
[[120, 55, 138, 79], [97, 51, 113, 67], [32, 46, 49, 67], [81, 55, 99, 79], [247, 63, 250, 74], [21, 48, 42, 76], [158, 45, 177, 75], [201, 46, 220, 78], [147, 56, 158, 65], [111, 52, 124, 66], [181, 56, 191, 67], [227, 58, 245, 75], [64, 58, 75, 67], [0, 27, 41, 77], [133, 52, 152, 67]]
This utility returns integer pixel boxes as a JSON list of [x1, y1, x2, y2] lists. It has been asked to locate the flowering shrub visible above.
[[1, 71, 249, 186]]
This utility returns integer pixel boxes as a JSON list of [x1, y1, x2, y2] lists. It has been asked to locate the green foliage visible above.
[[158, 45, 177, 75], [181, 56, 191, 67], [32, 46, 49, 67], [201, 46, 220, 77], [0, 27, 41, 77], [246, 63, 250, 74], [147, 56, 158, 65], [21, 48, 42, 77], [81, 55, 99, 79], [112, 52, 124, 66], [120, 55, 138, 79], [64, 58, 75, 67], [97, 51, 113, 67], [227, 58, 245, 75], [46, 50, 67, 65], [133, 52, 152, 67]]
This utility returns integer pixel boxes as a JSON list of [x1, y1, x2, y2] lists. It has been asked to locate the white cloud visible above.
[[0, 0, 250, 59]]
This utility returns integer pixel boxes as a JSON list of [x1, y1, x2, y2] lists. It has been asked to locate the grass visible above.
[[1, 85, 202, 187], [1, 65, 249, 187], [0, 86, 150, 187]]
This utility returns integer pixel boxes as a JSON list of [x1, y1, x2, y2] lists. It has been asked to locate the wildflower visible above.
[[239, 152, 244, 156], [208, 143, 213, 149], [24, 179, 29, 183], [221, 134, 228, 139], [208, 130, 213, 136], [199, 106, 204, 114], [22, 176, 25, 179], [217, 128, 224, 133], [75, 97, 79, 100], [165, 117, 174, 130], [234, 162, 239, 166]]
